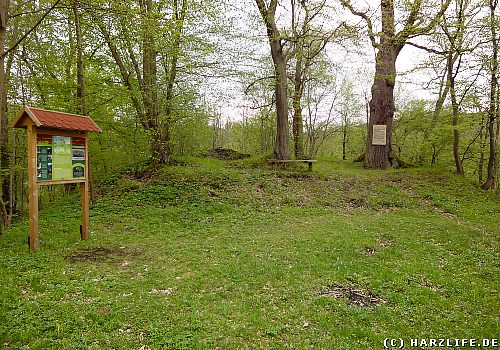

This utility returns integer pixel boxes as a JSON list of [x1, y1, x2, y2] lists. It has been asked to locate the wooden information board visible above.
[[37, 134, 86, 181], [13, 106, 101, 251]]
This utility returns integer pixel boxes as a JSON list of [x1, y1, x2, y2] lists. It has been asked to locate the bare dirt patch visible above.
[[320, 283, 386, 308], [344, 198, 369, 211], [406, 275, 445, 294], [433, 207, 457, 218], [364, 247, 377, 256], [377, 240, 393, 248], [65, 246, 142, 263]]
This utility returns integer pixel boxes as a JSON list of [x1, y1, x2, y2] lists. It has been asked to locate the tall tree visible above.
[[290, 0, 345, 159], [482, 0, 498, 189], [255, 0, 289, 159], [0, 0, 61, 228], [94, 3, 166, 161], [443, 0, 471, 175], [0, 1, 8, 153], [141, 0, 162, 162], [0, 0, 8, 234], [73, 0, 85, 115], [342, 0, 451, 168], [160, 0, 188, 164]]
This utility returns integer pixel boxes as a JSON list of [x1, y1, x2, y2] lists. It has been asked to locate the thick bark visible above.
[[366, 55, 396, 168], [255, 0, 289, 160], [482, 0, 498, 189], [271, 36, 289, 159]]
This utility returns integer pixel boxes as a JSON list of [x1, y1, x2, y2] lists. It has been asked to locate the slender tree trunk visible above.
[[73, 2, 96, 203], [448, 53, 464, 175], [7, 128, 13, 225], [292, 37, 304, 159], [292, 75, 304, 158], [0, 0, 10, 223], [479, 116, 486, 183], [74, 3, 85, 115], [482, 0, 498, 189], [342, 111, 348, 160], [255, 0, 289, 160], [428, 67, 450, 165]]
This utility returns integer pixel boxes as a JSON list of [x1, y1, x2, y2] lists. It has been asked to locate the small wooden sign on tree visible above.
[[372, 125, 387, 146], [12, 106, 101, 251]]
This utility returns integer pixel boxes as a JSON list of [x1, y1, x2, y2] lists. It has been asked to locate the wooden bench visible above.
[[267, 159, 317, 171]]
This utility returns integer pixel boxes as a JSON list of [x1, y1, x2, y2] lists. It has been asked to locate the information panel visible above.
[[37, 134, 85, 181], [372, 125, 387, 146]]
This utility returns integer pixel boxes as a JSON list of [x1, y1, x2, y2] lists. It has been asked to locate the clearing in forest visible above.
[[0, 158, 498, 349]]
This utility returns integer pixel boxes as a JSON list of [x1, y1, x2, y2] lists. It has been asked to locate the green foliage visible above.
[[225, 113, 275, 155]]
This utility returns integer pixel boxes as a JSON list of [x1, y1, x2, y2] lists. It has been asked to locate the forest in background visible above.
[[0, 0, 498, 230]]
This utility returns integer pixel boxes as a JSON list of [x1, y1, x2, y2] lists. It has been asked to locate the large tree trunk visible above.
[[366, 45, 397, 168], [482, 0, 498, 189], [270, 36, 289, 159], [255, 0, 289, 160], [364, 0, 399, 169]]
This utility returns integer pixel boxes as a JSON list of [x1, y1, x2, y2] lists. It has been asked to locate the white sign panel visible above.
[[372, 125, 387, 145]]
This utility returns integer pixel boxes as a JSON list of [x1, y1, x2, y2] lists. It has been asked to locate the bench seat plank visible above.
[[267, 159, 317, 171]]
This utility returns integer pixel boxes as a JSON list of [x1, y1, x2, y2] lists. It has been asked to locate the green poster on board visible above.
[[52, 136, 72, 180]]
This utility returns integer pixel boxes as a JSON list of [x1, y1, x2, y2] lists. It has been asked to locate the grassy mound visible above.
[[0, 158, 498, 349]]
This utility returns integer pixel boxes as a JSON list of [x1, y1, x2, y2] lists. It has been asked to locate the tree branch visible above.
[[406, 41, 447, 54], [1, 0, 62, 59], [245, 75, 275, 94], [339, 0, 378, 48]]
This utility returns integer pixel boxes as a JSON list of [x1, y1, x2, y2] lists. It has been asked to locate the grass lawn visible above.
[[1, 158, 499, 349]]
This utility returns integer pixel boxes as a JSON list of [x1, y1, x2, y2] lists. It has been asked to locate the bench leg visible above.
[[308, 162, 313, 171]]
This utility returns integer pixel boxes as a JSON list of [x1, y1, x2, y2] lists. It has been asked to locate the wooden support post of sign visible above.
[[81, 132, 89, 240], [27, 124, 39, 251]]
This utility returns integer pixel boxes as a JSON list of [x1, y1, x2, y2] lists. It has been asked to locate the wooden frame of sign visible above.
[[12, 106, 101, 251]]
